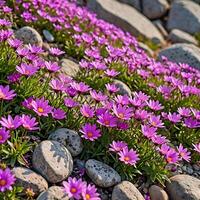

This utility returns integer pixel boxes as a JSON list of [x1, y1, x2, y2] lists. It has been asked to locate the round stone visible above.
[[113, 79, 132, 97], [85, 159, 121, 188], [12, 167, 48, 196], [42, 30, 54, 42], [32, 140, 73, 183], [149, 185, 169, 200], [48, 128, 83, 157]]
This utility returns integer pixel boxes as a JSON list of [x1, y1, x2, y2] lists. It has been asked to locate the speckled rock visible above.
[[32, 140, 73, 183], [117, 0, 141, 11], [48, 128, 83, 157], [166, 175, 200, 200], [113, 79, 132, 97], [60, 58, 80, 77], [158, 43, 200, 69], [112, 181, 144, 200], [43, 30, 54, 42], [167, 0, 200, 34], [142, 0, 169, 19], [149, 185, 169, 200], [168, 29, 198, 45], [13, 167, 48, 196], [37, 186, 69, 200], [87, 0, 165, 44], [85, 159, 121, 188], [15, 26, 43, 46]]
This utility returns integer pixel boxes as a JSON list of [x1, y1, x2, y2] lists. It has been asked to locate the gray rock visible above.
[[168, 29, 198, 45], [166, 175, 200, 200], [143, 0, 169, 19], [60, 58, 80, 77], [37, 186, 69, 200], [42, 30, 54, 42], [85, 159, 121, 187], [193, 164, 200, 171], [167, 0, 200, 34], [158, 43, 200, 69], [112, 181, 144, 200], [12, 167, 48, 196], [153, 20, 168, 38], [15, 26, 43, 46], [138, 42, 154, 56], [48, 128, 83, 157], [149, 185, 169, 200], [32, 140, 73, 183], [87, 0, 165, 44], [113, 79, 132, 97], [117, 0, 141, 11]]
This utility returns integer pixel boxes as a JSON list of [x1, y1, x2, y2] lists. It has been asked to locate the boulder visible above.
[[87, 0, 165, 44], [166, 175, 200, 200], [138, 42, 154, 56], [117, 0, 141, 11], [158, 43, 200, 69], [42, 30, 54, 42], [153, 20, 168, 38], [113, 79, 132, 97], [149, 185, 169, 200], [32, 140, 73, 183], [167, 0, 200, 34]]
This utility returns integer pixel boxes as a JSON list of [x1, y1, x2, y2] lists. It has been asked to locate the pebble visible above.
[[42, 30, 54, 42], [149, 185, 169, 200], [113, 79, 132, 97]]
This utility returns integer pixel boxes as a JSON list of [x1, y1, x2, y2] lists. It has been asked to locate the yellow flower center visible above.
[[0, 91, 5, 99], [104, 120, 110, 125], [118, 113, 124, 119], [0, 135, 2, 140], [180, 152, 185, 157], [124, 156, 130, 161], [0, 179, 6, 186], [151, 121, 156, 126], [87, 132, 93, 138], [85, 194, 91, 199], [25, 70, 30, 75], [70, 187, 77, 193], [38, 107, 44, 113], [167, 157, 172, 162]]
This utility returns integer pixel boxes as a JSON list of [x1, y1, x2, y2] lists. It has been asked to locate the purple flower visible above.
[[52, 108, 66, 120], [80, 123, 101, 141], [63, 177, 86, 199], [191, 108, 200, 120], [112, 104, 133, 120], [0, 168, 15, 192], [165, 149, 179, 164], [20, 114, 39, 131], [16, 63, 38, 76], [45, 61, 60, 72], [157, 143, 171, 155], [134, 109, 150, 121], [151, 134, 168, 145], [117, 121, 129, 130], [7, 38, 22, 48], [31, 97, 52, 116], [109, 141, 127, 152], [115, 95, 129, 105], [97, 112, 117, 127], [178, 107, 191, 117], [118, 147, 140, 166], [7, 72, 21, 83], [134, 91, 149, 102], [0, 115, 21, 130], [64, 97, 79, 108], [90, 90, 107, 101], [105, 83, 119, 93], [141, 124, 157, 139], [193, 143, 200, 154], [146, 100, 164, 111], [82, 184, 100, 200], [71, 82, 91, 93], [129, 97, 144, 107], [177, 144, 191, 162], [22, 97, 34, 109], [0, 85, 16, 100], [49, 79, 64, 91], [104, 69, 120, 77], [49, 47, 65, 56], [0, 128, 10, 144], [80, 104, 95, 118], [149, 115, 164, 128], [167, 112, 181, 123], [183, 117, 200, 128]]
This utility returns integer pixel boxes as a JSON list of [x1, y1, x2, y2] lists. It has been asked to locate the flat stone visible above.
[[12, 167, 48, 196], [85, 159, 121, 188], [149, 185, 169, 200], [60, 58, 80, 77], [87, 0, 165, 44], [167, 0, 200, 34], [142, 0, 169, 19], [138, 42, 154, 56], [48, 128, 83, 157], [32, 140, 73, 183], [153, 20, 168, 38], [113, 79, 132, 97], [112, 181, 144, 200], [42, 30, 54, 42], [37, 186, 69, 200], [15, 26, 43, 46], [158, 43, 200, 69], [166, 175, 200, 200], [168, 29, 198, 45], [117, 0, 141, 11]]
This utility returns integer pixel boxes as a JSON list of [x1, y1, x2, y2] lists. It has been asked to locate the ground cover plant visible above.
[[0, 0, 200, 199]]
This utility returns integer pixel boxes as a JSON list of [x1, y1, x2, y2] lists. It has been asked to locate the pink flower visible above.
[[151, 135, 168, 145], [80, 104, 95, 118], [105, 83, 119, 93], [49, 79, 64, 91], [22, 97, 34, 109], [16, 63, 38, 76], [71, 82, 91, 93], [178, 107, 191, 117], [20, 114, 39, 130], [118, 147, 140, 166], [149, 115, 164, 128], [109, 141, 127, 152], [64, 97, 79, 108], [0, 85, 16, 100], [141, 125, 157, 139], [146, 100, 164, 111], [0, 128, 10, 144], [112, 104, 133, 120], [177, 144, 191, 162], [165, 149, 179, 164], [49, 47, 65, 56], [134, 109, 150, 121], [82, 184, 100, 200], [193, 143, 200, 154], [0, 115, 21, 130], [157, 144, 171, 155], [52, 108, 66, 120], [97, 112, 117, 127], [7, 72, 21, 83], [0, 168, 15, 192], [115, 95, 129, 105], [104, 69, 120, 77], [90, 90, 107, 102], [167, 112, 181, 123], [45, 61, 60, 72], [183, 117, 200, 128], [80, 123, 101, 141]]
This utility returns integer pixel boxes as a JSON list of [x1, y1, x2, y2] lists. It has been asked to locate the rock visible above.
[[142, 0, 169, 19], [112, 181, 144, 200], [37, 186, 69, 200], [15, 26, 43, 46], [60, 58, 80, 77], [117, 0, 141, 11], [87, 0, 165, 44], [153, 20, 168, 38], [42, 30, 54, 42], [158, 43, 200, 69], [166, 175, 200, 200], [32, 140, 73, 183], [149, 185, 169, 200], [167, 0, 200, 34], [138, 42, 154, 56], [12, 167, 48, 196], [193, 164, 200, 171], [85, 159, 121, 187], [168, 29, 198, 45], [113, 79, 132, 97], [48, 128, 83, 157]]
